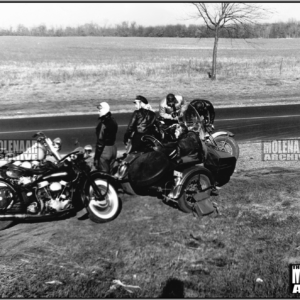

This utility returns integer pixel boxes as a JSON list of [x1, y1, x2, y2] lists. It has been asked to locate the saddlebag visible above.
[[204, 145, 236, 186], [128, 151, 171, 187]]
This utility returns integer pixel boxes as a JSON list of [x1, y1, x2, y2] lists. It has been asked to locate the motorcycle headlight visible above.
[[117, 163, 128, 178]]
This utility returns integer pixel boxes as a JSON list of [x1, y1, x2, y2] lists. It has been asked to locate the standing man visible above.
[[94, 102, 118, 173], [159, 93, 185, 125], [124, 95, 157, 153]]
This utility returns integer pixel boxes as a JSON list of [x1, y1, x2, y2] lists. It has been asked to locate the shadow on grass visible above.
[[159, 277, 185, 298], [77, 212, 89, 220]]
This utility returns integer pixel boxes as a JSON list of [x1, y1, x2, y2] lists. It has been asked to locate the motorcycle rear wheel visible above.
[[178, 171, 212, 214], [214, 135, 239, 159], [86, 178, 121, 223]]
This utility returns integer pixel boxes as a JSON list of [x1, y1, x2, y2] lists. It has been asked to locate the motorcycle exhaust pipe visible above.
[[0, 214, 27, 219], [0, 214, 45, 220], [0, 209, 73, 220]]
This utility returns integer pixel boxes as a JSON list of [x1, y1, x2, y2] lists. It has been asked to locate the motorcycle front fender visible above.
[[81, 171, 118, 206], [211, 131, 234, 138], [211, 131, 235, 138], [170, 166, 214, 200]]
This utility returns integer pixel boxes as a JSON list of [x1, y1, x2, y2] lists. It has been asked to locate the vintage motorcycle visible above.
[[156, 100, 239, 159], [186, 100, 239, 159], [115, 108, 237, 218], [0, 132, 121, 231]]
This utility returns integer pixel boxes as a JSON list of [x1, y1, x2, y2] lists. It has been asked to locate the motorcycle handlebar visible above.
[[33, 131, 85, 164], [56, 149, 83, 164]]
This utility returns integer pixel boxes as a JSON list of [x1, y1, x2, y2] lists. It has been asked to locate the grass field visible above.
[[1, 38, 300, 297], [0, 36, 300, 117], [1, 143, 300, 297]]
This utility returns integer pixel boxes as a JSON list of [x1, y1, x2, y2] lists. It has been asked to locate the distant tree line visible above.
[[1, 20, 300, 38]]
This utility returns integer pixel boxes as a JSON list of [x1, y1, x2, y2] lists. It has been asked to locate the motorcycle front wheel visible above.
[[214, 135, 239, 159], [86, 178, 121, 223], [0, 181, 18, 231], [178, 171, 212, 214]]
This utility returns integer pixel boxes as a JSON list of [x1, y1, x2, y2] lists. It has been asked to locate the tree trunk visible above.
[[211, 27, 219, 80]]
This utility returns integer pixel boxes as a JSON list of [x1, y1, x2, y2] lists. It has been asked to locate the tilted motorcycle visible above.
[[156, 100, 239, 159], [115, 108, 237, 218], [184, 100, 240, 159], [0, 132, 121, 231]]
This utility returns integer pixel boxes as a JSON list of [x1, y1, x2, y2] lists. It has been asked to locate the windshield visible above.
[[182, 102, 205, 140], [182, 103, 202, 128]]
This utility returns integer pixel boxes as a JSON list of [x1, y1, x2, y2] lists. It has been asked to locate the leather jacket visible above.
[[159, 95, 185, 120], [160, 131, 202, 160], [95, 112, 118, 160], [124, 108, 157, 144], [177, 132, 202, 158]]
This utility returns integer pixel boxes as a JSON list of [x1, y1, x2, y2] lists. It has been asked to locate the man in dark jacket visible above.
[[94, 102, 118, 173], [124, 95, 157, 153]]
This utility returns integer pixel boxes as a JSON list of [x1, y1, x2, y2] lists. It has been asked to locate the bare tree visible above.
[[192, 3, 269, 80]]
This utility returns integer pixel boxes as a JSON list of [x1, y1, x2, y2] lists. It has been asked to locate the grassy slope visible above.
[[2, 76, 300, 117], [1, 37, 300, 297], [1, 143, 300, 298]]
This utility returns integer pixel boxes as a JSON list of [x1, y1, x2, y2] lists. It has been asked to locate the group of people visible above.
[[93, 93, 215, 173]]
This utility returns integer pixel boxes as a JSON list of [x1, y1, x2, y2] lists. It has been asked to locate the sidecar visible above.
[[114, 145, 236, 217], [115, 151, 172, 195], [204, 144, 237, 187]]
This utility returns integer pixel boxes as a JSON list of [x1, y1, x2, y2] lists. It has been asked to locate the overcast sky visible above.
[[0, 2, 299, 29]]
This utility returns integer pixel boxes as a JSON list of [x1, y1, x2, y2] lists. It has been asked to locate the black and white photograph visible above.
[[0, 1, 300, 298]]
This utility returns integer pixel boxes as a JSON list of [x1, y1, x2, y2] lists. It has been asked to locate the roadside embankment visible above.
[[236, 141, 300, 172]]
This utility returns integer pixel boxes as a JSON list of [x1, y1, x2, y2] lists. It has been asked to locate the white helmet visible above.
[[84, 145, 93, 152], [97, 102, 110, 117]]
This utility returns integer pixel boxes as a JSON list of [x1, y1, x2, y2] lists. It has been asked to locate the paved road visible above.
[[0, 104, 300, 153]]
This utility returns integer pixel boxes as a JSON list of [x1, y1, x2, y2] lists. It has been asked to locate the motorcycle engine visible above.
[[35, 180, 73, 213], [18, 176, 33, 185]]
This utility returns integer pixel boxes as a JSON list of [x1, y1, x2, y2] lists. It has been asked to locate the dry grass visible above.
[[1, 56, 299, 84], [1, 142, 300, 298], [0, 173, 299, 298], [0, 37, 299, 297], [0, 37, 300, 117]]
